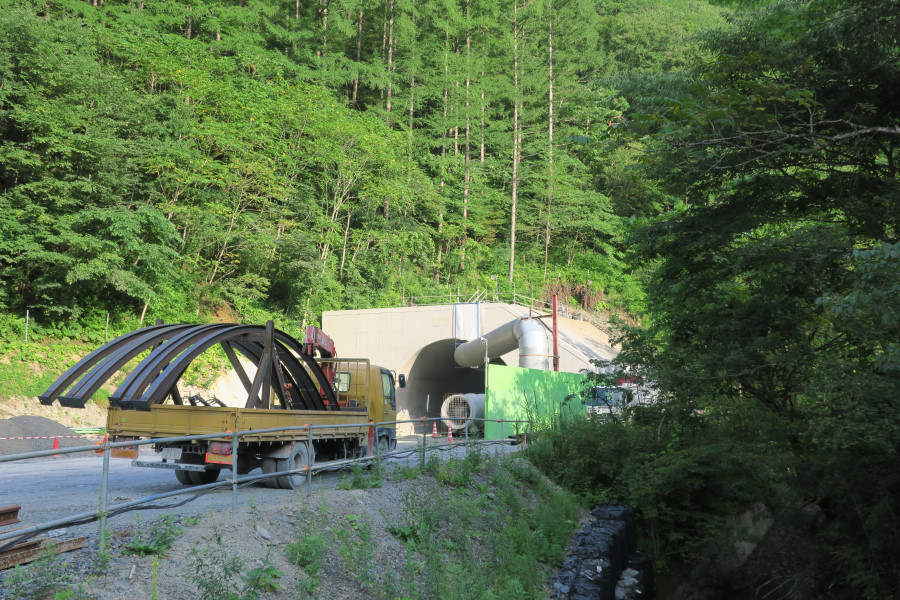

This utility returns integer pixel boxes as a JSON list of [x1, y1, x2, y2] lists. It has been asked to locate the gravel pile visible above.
[[0, 415, 98, 456]]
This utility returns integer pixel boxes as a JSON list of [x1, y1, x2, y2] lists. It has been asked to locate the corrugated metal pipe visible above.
[[440, 393, 486, 431], [453, 317, 550, 370]]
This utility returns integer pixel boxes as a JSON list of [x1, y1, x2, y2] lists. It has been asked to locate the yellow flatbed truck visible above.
[[41, 323, 403, 490]]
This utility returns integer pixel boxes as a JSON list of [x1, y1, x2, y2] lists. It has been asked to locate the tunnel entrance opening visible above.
[[397, 338, 505, 435]]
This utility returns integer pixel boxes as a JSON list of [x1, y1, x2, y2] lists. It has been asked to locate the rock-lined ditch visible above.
[[551, 503, 655, 600]]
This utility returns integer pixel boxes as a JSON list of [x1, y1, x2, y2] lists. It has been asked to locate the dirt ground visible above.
[[0, 395, 543, 600], [0, 469, 452, 600]]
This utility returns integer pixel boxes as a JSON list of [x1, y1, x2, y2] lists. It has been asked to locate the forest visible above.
[[0, 0, 709, 328], [1, 0, 899, 597]]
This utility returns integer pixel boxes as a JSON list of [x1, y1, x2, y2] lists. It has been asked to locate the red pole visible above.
[[552, 294, 560, 371]]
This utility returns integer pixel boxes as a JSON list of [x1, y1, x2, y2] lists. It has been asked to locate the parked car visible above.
[[585, 386, 632, 418]]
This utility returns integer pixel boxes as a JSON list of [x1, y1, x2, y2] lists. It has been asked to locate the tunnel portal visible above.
[[399, 338, 505, 434]]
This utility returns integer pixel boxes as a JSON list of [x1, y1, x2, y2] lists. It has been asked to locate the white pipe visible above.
[[453, 317, 550, 370]]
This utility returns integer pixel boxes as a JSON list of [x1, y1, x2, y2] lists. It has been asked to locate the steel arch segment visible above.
[[229, 338, 325, 411], [109, 324, 232, 408], [38, 323, 176, 406], [270, 340, 324, 410], [231, 341, 314, 411], [60, 324, 197, 408], [272, 343, 328, 411], [271, 332, 337, 410], [134, 326, 268, 409], [229, 341, 266, 408]]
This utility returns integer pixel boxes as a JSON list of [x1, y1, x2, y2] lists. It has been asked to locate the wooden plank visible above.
[[0, 537, 86, 571], [0, 505, 21, 527]]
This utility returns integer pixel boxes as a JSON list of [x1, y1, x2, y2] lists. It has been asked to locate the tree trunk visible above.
[[509, 0, 520, 283], [408, 15, 417, 184], [386, 0, 395, 118], [321, 0, 329, 57], [339, 209, 352, 279], [460, 0, 471, 271], [480, 70, 486, 166], [437, 30, 450, 278], [352, 10, 363, 105], [380, 1, 388, 105], [543, 0, 554, 279]]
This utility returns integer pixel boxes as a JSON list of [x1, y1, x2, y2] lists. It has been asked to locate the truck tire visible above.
[[377, 437, 390, 455], [188, 468, 220, 485], [175, 453, 209, 486], [277, 442, 313, 490], [261, 457, 279, 488]]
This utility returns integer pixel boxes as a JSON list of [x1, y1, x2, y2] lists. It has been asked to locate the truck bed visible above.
[[107, 405, 373, 442]]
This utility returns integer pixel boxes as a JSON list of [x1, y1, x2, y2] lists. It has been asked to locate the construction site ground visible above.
[[0, 399, 533, 599]]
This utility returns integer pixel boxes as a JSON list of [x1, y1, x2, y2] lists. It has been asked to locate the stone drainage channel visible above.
[[551, 503, 656, 600]]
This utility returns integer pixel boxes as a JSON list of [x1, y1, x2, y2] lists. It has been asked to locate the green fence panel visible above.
[[484, 365, 589, 440]]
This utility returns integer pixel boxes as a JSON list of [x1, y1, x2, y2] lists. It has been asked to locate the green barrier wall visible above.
[[484, 364, 588, 440]]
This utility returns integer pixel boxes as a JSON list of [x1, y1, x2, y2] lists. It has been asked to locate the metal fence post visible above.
[[99, 440, 110, 552], [465, 420, 469, 450], [231, 430, 238, 514], [421, 419, 426, 470], [307, 425, 313, 497]]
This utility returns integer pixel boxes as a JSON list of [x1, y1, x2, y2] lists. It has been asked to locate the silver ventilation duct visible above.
[[453, 317, 550, 370], [440, 393, 486, 431]]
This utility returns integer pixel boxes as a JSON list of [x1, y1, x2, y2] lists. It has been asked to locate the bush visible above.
[[526, 401, 796, 572]]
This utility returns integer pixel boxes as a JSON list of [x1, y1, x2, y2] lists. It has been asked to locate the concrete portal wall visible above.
[[322, 303, 615, 434]]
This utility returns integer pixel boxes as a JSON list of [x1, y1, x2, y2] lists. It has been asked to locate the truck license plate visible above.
[[161, 447, 182, 460]]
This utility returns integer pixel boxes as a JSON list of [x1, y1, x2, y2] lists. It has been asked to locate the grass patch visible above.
[[125, 514, 183, 556], [337, 462, 382, 490], [380, 451, 583, 600]]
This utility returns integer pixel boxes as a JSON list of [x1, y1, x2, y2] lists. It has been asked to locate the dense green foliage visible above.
[[530, 0, 900, 597], [1, 0, 706, 329], [4, 0, 898, 596]]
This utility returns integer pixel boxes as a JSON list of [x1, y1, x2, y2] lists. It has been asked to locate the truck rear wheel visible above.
[[175, 469, 193, 485], [277, 442, 313, 490], [261, 458, 279, 488], [188, 468, 220, 485]]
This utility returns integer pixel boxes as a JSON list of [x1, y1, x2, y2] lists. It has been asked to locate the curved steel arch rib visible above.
[[134, 325, 337, 411], [228, 341, 320, 411], [40, 322, 339, 412], [39, 324, 195, 408], [109, 323, 237, 409]]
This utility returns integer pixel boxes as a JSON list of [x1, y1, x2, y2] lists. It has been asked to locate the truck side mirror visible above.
[[398, 374, 406, 388]]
